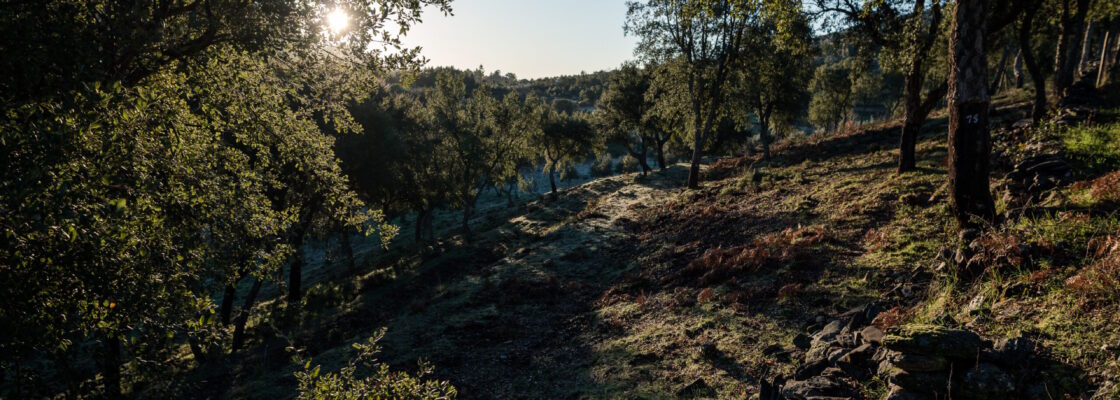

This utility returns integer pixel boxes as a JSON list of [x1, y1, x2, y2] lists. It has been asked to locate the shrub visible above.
[[590, 156, 614, 177], [616, 155, 639, 173], [295, 329, 457, 400]]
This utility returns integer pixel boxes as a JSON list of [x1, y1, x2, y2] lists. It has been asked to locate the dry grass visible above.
[[665, 225, 830, 287], [1066, 235, 1120, 302]]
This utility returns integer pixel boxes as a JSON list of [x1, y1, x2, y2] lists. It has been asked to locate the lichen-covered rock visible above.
[[885, 351, 950, 372], [780, 376, 850, 399], [881, 367, 953, 395], [883, 324, 985, 360]]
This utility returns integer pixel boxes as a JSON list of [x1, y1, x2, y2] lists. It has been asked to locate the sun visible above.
[[327, 7, 349, 34]]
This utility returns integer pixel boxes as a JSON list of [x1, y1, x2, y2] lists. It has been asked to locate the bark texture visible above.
[[948, 0, 997, 227]]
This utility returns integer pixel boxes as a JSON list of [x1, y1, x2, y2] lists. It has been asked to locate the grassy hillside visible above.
[[218, 86, 1120, 399]]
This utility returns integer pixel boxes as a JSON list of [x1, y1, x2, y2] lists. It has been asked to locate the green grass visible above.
[[1062, 121, 1120, 177]]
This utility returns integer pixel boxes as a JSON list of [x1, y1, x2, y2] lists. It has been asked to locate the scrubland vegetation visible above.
[[4, 0, 1120, 398]]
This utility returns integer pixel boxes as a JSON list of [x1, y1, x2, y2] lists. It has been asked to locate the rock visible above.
[[839, 343, 875, 364], [860, 326, 884, 345], [962, 363, 1014, 399], [677, 377, 715, 397], [780, 376, 849, 399], [814, 320, 843, 342], [792, 333, 813, 350], [883, 324, 985, 360], [992, 335, 1034, 365], [883, 368, 954, 395], [758, 377, 784, 400], [805, 340, 834, 365], [966, 293, 987, 315], [886, 351, 950, 372], [885, 384, 932, 400]]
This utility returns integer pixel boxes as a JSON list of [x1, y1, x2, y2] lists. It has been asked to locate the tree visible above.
[[733, 14, 813, 160], [1018, 0, 1050, 122], [600, 63, 656, 174], [948, 0, 998, 228], [530, 100, 603, 194], [626, 0, 760, 189], [815, 0, 948, 173], [1053, 0, 1092, 102], [0, 0, 446, 395], [809, 62, 855, 132]]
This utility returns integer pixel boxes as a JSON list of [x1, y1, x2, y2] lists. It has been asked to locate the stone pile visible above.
[[767, 305, 1068, 400]]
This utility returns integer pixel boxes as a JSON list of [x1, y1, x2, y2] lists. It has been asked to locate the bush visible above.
[[295, 329, 456, 400], [590, 156, 614, 177], [616, 155, 639, 174]]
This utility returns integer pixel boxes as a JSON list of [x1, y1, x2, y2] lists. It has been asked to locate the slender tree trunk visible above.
[[288, 227, 305, 303], [1054, 0, 1090, 101], [231, 278, 263, 353], [1013, 48, 1024, 87], [899, 71, 924, 172], [1099, 32, 1113, 88], [948, 0, 997, 228], [638, 138, 651, 175], [1052, 0, 1072, 99], [759, 111, 773, 161], [990, 46, 1012, 93], [1019, 5, 1047, 122], [687, 113, 705, 189], [548, 164, 557, 194], [656, 134, 668, 171], [1079, 21, 1096, 77], [220, 283, 238, 325], [100, 337, 122, 399], [461, 202, 472, 241]]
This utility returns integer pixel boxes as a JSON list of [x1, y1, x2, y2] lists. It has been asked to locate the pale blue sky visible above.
[[402, 0, 638, 79]]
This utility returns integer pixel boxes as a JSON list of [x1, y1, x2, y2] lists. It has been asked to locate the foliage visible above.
[[295, 329, 457, 400], [0, 0, 448, 395]]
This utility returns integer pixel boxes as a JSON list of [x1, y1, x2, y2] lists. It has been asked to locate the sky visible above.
[[401, 0, 639, 79]]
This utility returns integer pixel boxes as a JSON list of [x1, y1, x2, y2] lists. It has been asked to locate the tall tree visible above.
[[948, 0, 998, 228], [815, 0, 947, 173], [600, 63, 656, 174], [626, 0, 759, 189]]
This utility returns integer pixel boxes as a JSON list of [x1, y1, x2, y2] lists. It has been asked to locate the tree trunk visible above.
[[759, 112, 773, 161], [1079, 21, 1096, 77], [231, 278, 263, 354], [656, 134, 668, 171], [948, 0, 997, 228], [1054, 0, 1090, 101], [414, 208, 427, 244], [1099, 32, 1113, 88], [1052, 0, 1072, 99], [461, 204, 472, 241], [1013, 48, 1024, 87], [220, 283, 237, 325], [989, 46, 1012, 93], [100, 337, 122, 399], [1019, 5, 1047, 122], [898, 70, 924, 172], [638, 138, 651, 175], [548, 164, 557, 194], [687, 113, 704, 189], [288, 227, 305, 303]]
